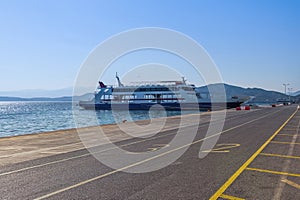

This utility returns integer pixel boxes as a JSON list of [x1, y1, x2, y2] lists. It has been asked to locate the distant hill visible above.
[[0, 84, 297, 103], [0, 96, 72, 102], [197, 83, 289, 103], [0, 93, 94, 102], [292, 90, 300, 97], [72, 93, 94, 101], [0, 87, 73, 98]]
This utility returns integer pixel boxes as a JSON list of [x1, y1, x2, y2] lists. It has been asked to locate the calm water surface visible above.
[[0, 101, 198, 138]]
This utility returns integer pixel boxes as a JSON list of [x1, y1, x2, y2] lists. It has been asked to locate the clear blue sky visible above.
[[0, 0, 299, 93]]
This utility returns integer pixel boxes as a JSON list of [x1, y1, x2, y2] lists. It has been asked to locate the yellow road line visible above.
[[209, 108, 298, 200], [202, 143, 240, 153], [271, 141, 300, 145], [273, 118, 300, 199], [281, 179, 300, 190], [277, 134, 299, 137], [34, 106, 284, 200], [260, 153, 300, 160], [219, 194, 245, 200], [246, 167, 300, 177]]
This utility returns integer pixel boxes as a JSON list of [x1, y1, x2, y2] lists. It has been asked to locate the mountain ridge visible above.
[[0, 83, 299, 103], [0, 87, 74, 98], [292, 90, 300, 96], [196, 83, 294, 102]]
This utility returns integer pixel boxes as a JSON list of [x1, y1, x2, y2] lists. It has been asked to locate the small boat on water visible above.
[[79, 74, 243, 111]]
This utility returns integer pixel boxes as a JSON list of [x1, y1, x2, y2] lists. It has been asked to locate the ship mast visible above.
[[182, 77, 187, 85], [116, 72, 124, 87]]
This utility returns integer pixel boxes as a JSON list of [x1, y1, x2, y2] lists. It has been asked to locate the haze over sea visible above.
[[0, 101, 196, 138]]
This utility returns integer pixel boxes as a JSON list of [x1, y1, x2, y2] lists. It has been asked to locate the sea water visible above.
[[0, 101, 198, 138]]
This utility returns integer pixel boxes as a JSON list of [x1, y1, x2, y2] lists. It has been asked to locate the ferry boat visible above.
[[79, 74, 243, 111]]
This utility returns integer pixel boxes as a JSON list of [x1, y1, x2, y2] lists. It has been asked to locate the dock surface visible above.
[[0, 105, 299, 199]]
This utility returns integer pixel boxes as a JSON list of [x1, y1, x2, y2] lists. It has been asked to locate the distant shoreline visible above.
[[0, 96, 73, 102], [1, 83, 298, 103]]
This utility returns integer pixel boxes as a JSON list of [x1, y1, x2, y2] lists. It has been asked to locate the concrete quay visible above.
[[0, 105, 299, 200]]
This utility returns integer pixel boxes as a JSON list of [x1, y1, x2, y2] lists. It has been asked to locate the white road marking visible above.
[[273, 117, 300, 199]]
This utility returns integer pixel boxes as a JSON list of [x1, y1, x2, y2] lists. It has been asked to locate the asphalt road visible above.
[[0, 105, 299, 200]]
